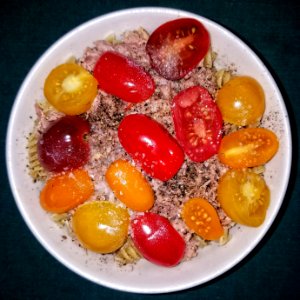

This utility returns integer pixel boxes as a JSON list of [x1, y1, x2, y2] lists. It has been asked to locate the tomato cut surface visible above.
[[93, 51, 155, 103], [218, 169, 270, 227], [182, 198, 224, 240], [172, 86, 223, 162], [218, 127, 279, 168], [118, 114, 184, 181], [44, 63, 98, 115], [216, 76, 265, 126], [131, 212, 186, 267], [72, 201, 129, 253], [40, 169, 94, 213], [146, 18, 210, 80], [106, 159, 154, 211]]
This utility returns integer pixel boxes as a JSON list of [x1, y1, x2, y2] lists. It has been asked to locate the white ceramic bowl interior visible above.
[[6, 7, 292, 294]]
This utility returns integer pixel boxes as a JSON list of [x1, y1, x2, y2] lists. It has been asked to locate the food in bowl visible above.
[[26, 17, 279, 268]]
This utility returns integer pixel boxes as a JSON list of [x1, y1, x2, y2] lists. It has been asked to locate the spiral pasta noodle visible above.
[[203, 48, 217, 69], [215, 69, 231, 88], [115, 238, 141, 265], [27, 131, 47, 182]]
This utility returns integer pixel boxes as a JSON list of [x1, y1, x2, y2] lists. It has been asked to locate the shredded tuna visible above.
[[78, 29, 233, 260], [32, 28, 234, 262]]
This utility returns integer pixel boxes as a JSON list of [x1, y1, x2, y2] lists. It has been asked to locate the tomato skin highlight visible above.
[[105, 159, 154, 211], [37, 116, 90, 172], [172, 86, 223, 162], [93, 51, 155, 103], [131, 212, 186, 267], [182, 198, 224, 240], [218, 127, 279, 169], [146, 18, 210, 80], [216, 76, 265, 126], [40, 169, 94, 213], [217, 169, 270, 227], [72, 201, 130, 253], [118, 114, 184, 181], [44, 63, 98, 115]]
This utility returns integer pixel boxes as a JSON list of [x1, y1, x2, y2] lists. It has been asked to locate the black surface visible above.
[[1, 0, 300, 299]]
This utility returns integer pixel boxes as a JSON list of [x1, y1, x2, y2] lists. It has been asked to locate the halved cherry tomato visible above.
[[146, 18, 210, 80], [217, 169, 270, 227], [216, 76, 265, 126], [172, 86, 223, 162], [40, 169, 94, 213], [72, 201, 129, 253], [44, 63, 98, 115], [118, 114, 184, 181], [131, 212, 186, 267], [182, 198, 224, 240], [218, 127, 279, 168], [105, 159, 154, 211], [93, 51, 155, 103]]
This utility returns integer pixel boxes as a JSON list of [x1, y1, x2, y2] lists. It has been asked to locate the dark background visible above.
[[1, 0, 299, 299]]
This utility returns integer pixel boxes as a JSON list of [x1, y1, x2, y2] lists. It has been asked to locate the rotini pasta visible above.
[[51, 213, 69, 227], [203, 47, 217, 69], [114, 238, 141, 265], [27, 131, 47, 181], [218, 228, 231, 246], [215, 69, 231, 88]]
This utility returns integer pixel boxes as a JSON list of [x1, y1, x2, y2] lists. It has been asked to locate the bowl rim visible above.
[[6, 6, 292, 294]]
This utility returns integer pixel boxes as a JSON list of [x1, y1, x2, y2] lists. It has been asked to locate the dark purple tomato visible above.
[[38, 116, 90, 172]]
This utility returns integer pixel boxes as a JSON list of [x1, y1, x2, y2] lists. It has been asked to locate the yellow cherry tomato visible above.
[[72, 201, 129, 253], [105, 159, 154, 211], [217, 169, 270, 227], [44, 63, 98, 115], [216, 76, 265, 126], [182, 198, 224, 240]]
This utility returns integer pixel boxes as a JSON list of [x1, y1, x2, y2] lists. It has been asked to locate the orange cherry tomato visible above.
[[105, 159, 154, 211], [72, 201, 129, 253], [182, 198, 224, 240], [217, 169, 270, 227], [44, 63, 98, 115], [40, 169, 94, 213], [216, 76, 265, 126], [218, 127, 279, 169]]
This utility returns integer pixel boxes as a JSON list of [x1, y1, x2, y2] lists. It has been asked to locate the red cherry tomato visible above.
[[93, 51, 155, 103], [146, 18, 210, 80], [131, 212, 186, 267], [38, 116, 90, 172], [172, 86, 223, 162], [118, 114, 184, 181]]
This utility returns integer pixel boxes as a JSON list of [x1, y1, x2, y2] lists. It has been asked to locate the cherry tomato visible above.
[[40, 169, 94, 213], [38, 116, 90, 172], [146, 18, 210, 80], [118, 114, 184, 181], [172, 86, 223, 162], [216, 76, 265, 126], [106, 159, 154, 211], [93, 51, 155, 103], [44, 63, 98, 115], [72, 201, 129, 253], [217, 169, 270, 227], [218, 127, 279, 168], [182, 198, 224, 240], [131, 212, 186, 267]]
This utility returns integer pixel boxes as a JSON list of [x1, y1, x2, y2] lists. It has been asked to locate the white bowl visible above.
[[6, 7, 292, 294]]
